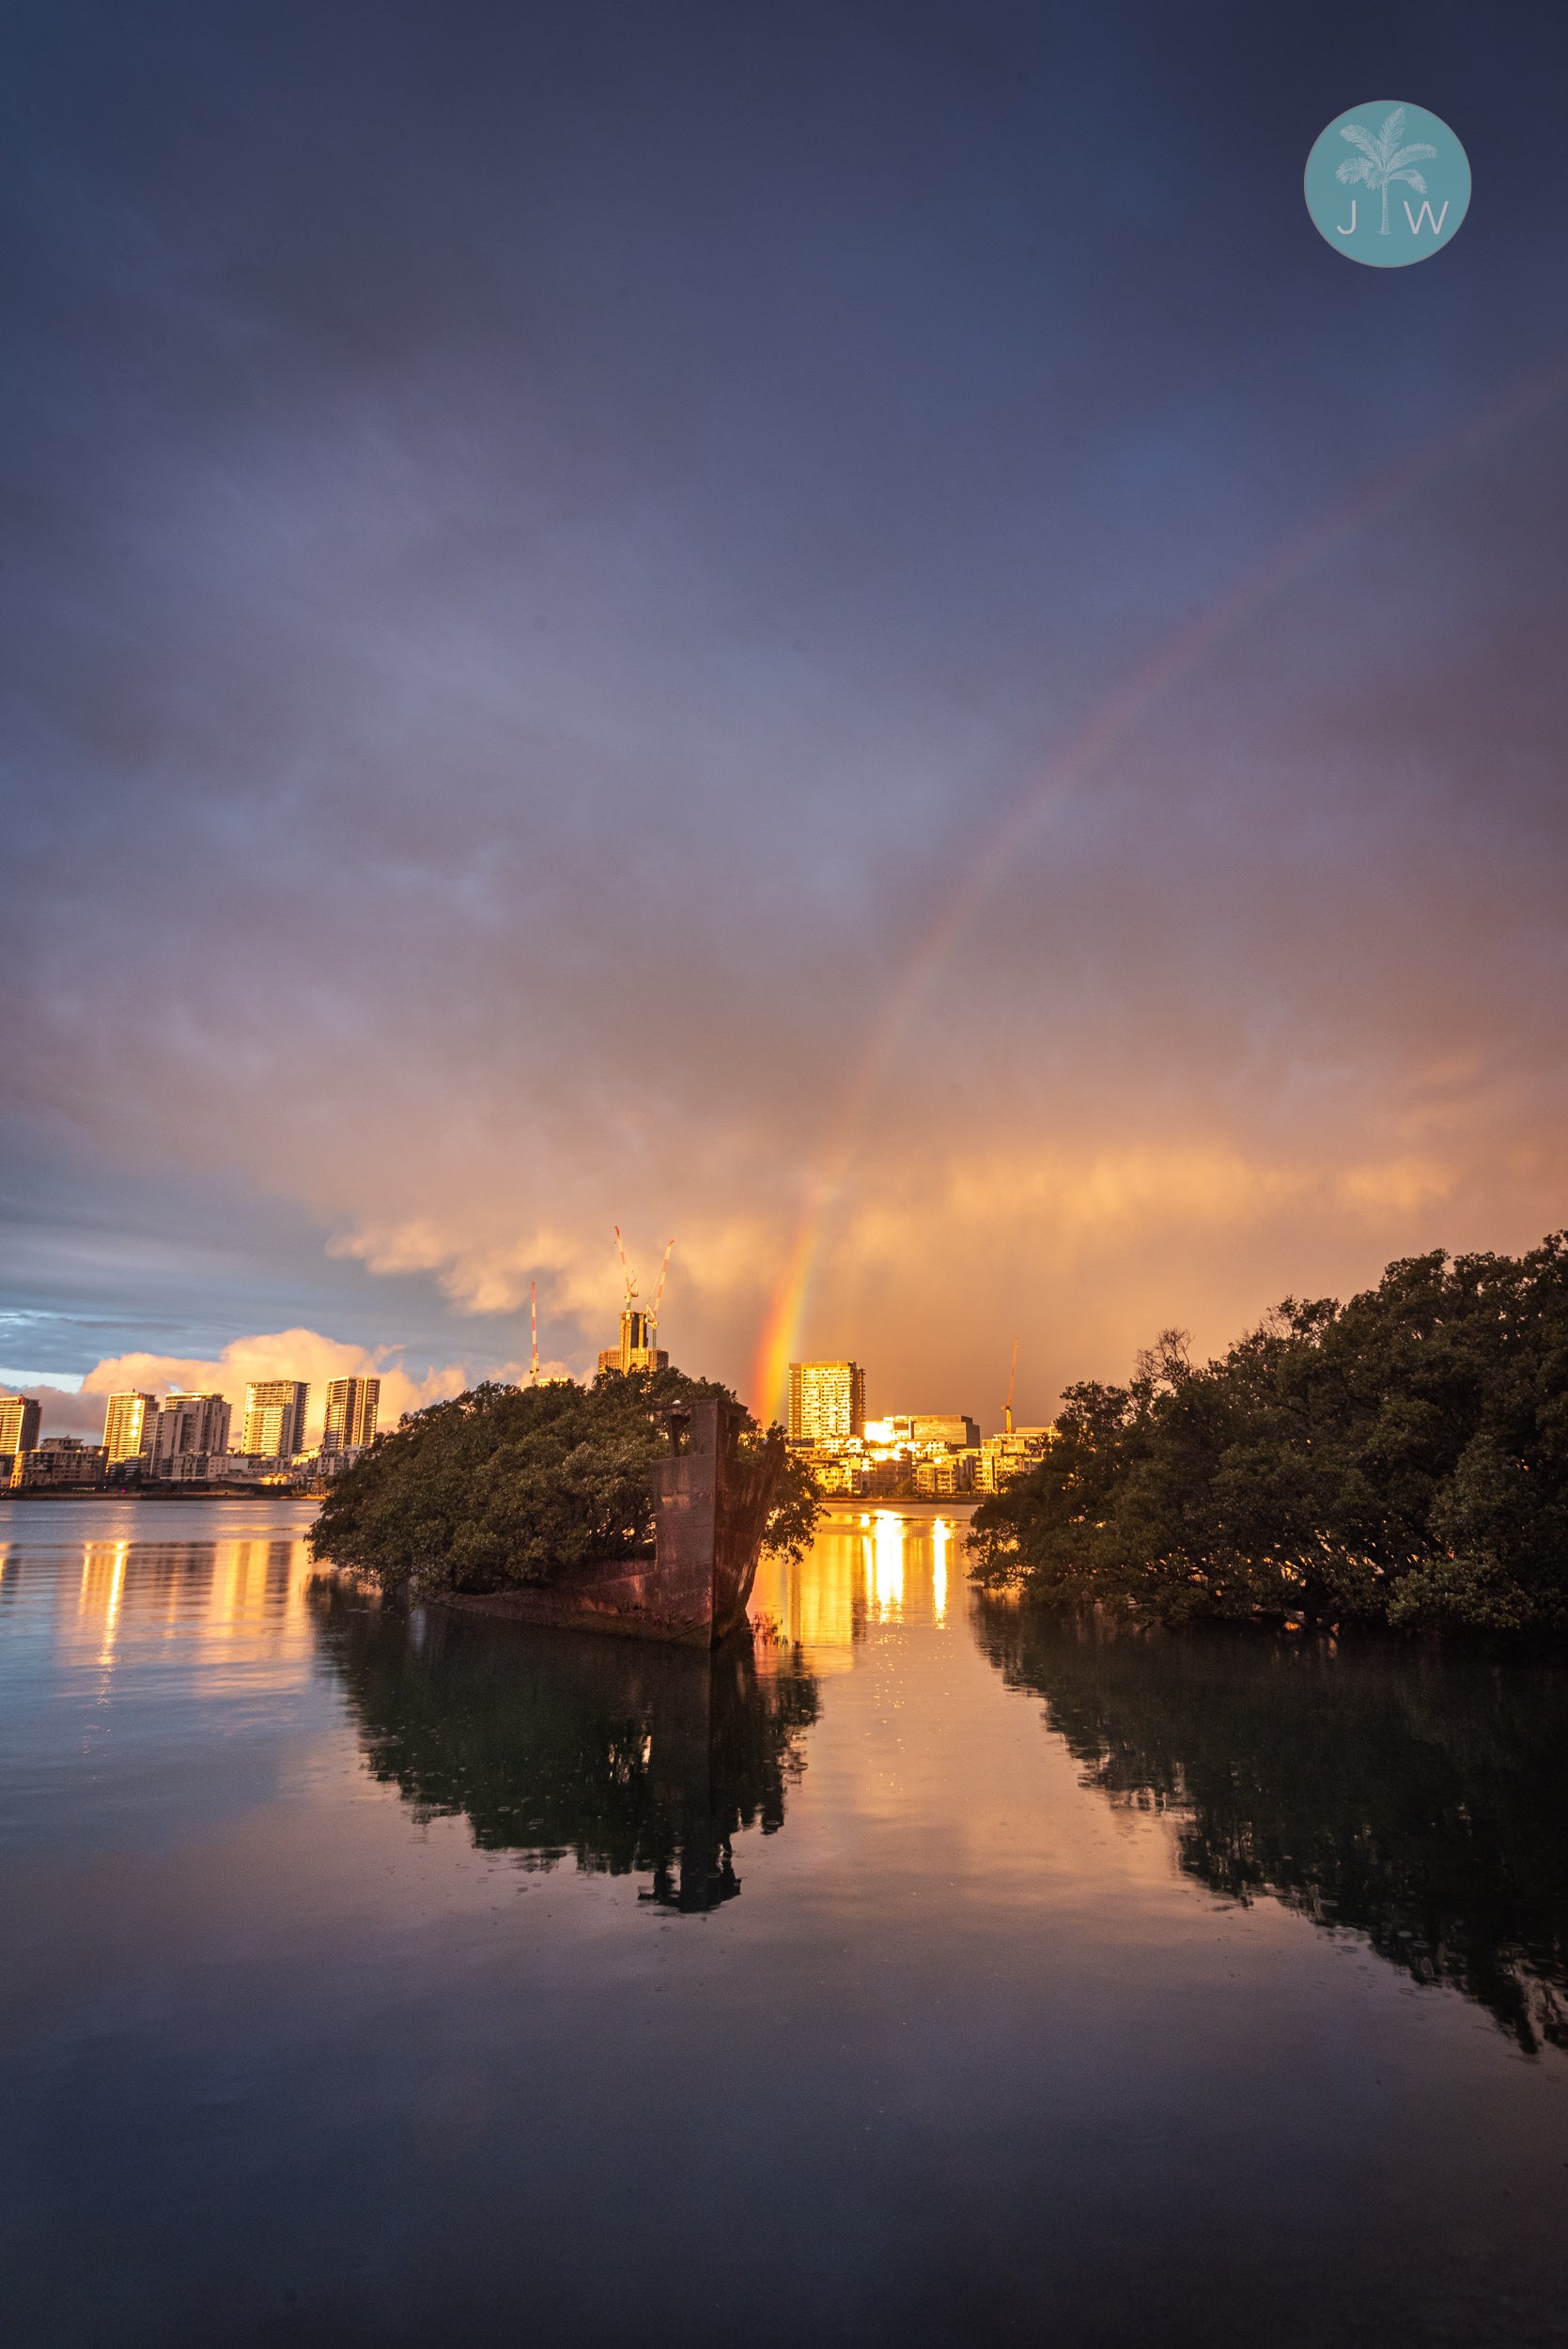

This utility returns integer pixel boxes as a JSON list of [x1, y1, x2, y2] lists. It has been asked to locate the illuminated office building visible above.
[[598, 1309, 668, 1377], [322, 1377, 380, 1452], [151, 1391, 233, 1464], [910, 1413, 980, 1450], [103, 1391, 157, 1464], [241, 1380, 308, 1459], [0, 1394, 42, 1456], [787, 1361, 866, 1446]]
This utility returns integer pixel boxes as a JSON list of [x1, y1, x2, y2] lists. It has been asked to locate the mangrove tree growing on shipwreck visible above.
[[310, 1365, 819, 1601]]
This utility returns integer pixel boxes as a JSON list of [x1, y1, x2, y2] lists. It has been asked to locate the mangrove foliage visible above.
[[969, 1236, 1568, 1632]]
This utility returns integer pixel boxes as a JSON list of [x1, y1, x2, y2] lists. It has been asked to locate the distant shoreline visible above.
[[821, 1496, 976, 1514], [0, 1486, 319, 1502]]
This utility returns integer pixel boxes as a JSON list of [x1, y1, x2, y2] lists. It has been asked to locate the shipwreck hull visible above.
[[443, 1396, 784, 1649]]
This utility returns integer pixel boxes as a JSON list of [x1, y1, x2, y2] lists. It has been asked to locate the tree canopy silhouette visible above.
[[969, 1235, 1568, 1633]]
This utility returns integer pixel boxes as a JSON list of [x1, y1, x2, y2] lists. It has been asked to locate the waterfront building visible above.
[[0, 1394, 42, 1456], [103, 1391, 157, 1464], [322, 1377, 380, 1453], [241, 1380, 308, 1459], [598, 1309, 669, 1377], [158, 1452, 273, 1483], [151, 1391, 233, 1466], [973, 1425, 1054, 1493], [806, 1448, 912, 1499], [910, 1413, 980, 1450], [914, 1452, 977, 1499], [788, 1361, 866, 1446], [10, 1439, 108, 1490]]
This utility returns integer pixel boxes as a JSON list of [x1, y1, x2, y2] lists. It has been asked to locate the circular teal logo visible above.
[[1305, 102, 1469, 266]]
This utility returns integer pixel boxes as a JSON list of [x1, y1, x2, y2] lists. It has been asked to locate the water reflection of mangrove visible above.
[[975, 1604, 1568, 2055], [311, 1582, 820, 1911]]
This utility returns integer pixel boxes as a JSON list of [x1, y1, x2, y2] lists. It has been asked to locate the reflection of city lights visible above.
[[77, 1540, 130, 1668], [751, 1529, 858, 1657], [753, 1500, 963, 1655], [102, 1547, 126, 1651], [869, 1511, 905, 1619]]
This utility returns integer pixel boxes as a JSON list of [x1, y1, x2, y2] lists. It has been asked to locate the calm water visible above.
[[4, 1499, 1567, 2348]]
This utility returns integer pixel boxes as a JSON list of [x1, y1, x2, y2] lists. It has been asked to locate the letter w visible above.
[[1404, 199, 1451, 236]]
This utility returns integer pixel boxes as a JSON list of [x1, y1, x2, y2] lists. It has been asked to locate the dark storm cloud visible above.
[[2, 0, 1566, 1417]]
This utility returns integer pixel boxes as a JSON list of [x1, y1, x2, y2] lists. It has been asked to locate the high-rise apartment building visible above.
[[151, 1391, 233, 1464], [241, 1380, 309, 1460], [103, 1391, 158, 1464], [597, 1310, 669, 1377], [787, 1361, 866, 1446], [322, 1377, 380, 1452], [0, 1394, 42, 1456]]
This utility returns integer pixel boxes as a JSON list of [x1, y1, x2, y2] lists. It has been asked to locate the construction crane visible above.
[[648, 1239, 675, 1347], [1004, 1337, 1018, 1437], [611, 1228, 675, 1366], [613, 1225, 639, 1310], [530, 1280, 539, 1386]]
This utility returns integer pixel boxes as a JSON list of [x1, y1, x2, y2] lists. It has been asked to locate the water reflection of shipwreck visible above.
[[446, 1396, 784, 1649], [311, 1574, 820, 1912]]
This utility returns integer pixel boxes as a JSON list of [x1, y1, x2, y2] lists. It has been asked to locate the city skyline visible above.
[[4, 6, 1567, 1438], [2, 1370, 383, 1464]]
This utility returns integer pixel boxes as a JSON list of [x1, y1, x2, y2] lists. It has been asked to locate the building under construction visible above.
[[598, 1307, 669, 1377], [598, 1228, 672, 1376]]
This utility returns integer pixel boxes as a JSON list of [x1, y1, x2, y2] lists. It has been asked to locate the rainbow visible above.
[[749, 352, 1568, 1423]]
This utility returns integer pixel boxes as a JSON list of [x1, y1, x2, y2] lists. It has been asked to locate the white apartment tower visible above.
[[241, 1380, 309, 1460], [150, 1391, 232, 1463], [103, 1391, 157, 1464], [322, 1377, 380, 1453], [0, 1394, 42, 1456]]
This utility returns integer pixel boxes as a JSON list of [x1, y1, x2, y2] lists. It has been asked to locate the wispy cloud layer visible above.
[[2, 4, 1566, 1427]]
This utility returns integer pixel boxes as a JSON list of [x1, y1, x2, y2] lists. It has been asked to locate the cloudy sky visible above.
[[4, 0, 1566, 1437]]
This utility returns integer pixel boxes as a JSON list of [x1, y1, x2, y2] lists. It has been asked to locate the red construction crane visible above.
[[613, 1225, 639, 1310], [648, 1240, 675, 1345]]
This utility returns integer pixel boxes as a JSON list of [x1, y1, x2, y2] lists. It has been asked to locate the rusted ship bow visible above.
[[444, 1396, 784, 1648]]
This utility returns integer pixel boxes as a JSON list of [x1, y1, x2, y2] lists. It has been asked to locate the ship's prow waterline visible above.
[[442, 1396, 784, 1647]]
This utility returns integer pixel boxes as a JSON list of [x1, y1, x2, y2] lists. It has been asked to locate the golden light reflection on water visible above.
[[7, 1500, 957, 1689], [79, 1540, 129, 1667], [868, 1510, 905, 1619], [1, 1510, 318, 1687], [750, 1504, 967, 1665]]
